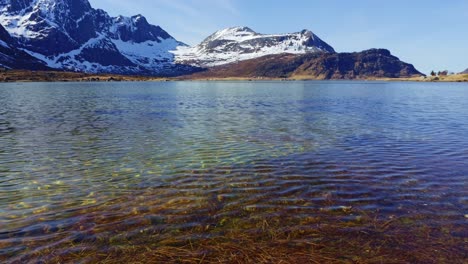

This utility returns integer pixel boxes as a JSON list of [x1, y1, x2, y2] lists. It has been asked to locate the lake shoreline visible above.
[[1, 70, 467, 83]]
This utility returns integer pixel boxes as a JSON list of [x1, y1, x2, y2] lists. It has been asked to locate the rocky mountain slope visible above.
[[184, 49, 424, 80], [173, 27, 335, 67], [0, 0, 197, 75], [0, 23, 50, 70]]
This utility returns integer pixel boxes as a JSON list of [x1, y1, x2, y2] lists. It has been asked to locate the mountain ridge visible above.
[[173, 26, 335, 67]]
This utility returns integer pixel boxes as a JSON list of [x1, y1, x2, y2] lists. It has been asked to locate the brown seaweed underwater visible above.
[[0, 81, 467, 263]]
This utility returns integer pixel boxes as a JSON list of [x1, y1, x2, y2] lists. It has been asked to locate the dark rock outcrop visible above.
[[295, 49, 423, 79]]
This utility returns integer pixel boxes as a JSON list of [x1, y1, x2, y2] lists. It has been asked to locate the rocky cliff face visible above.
[[0, 23, 50, 70], [185, 49, 424, 79], [173, 27, 335, 67], [0, 0, 198, 75], [294, 49, 423, 79]]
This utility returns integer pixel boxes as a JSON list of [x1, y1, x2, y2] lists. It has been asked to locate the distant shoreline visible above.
[[0, 70, 467, 83]]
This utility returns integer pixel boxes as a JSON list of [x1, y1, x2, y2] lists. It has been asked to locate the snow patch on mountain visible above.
[[0, 14, 42, 39], [0, 22, 50, 70], [22, 34, 127, 72], [0, 39, 8, 47], [111, 38, 179, 69]]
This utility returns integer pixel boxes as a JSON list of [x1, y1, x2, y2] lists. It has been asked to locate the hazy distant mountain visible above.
[[461, 69, 468, 74], [0, 0, 198, 75], [185, 49, 424, 80], [0, 24, 50, 70], [174, 26, 335, 67]]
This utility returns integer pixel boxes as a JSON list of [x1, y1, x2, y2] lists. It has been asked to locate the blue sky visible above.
[[90, 0, 468, 74]]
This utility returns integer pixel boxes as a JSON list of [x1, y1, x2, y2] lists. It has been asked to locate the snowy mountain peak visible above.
[[0, 0, 99, 48], [114, 14, 146, 25], [109, 14, 173, 43], [214, 26, 255, 36], [300, 29, 314, 36], [0, 0, 196, 75], [203, 26, 258, 43], [229, 26, 255, 32], [0, 0, 91, 15], [174, 27, 335, 67]]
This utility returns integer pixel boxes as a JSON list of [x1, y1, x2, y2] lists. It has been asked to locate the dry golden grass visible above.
[[384, 74, 468, 82], [0, 70, 166, 82]]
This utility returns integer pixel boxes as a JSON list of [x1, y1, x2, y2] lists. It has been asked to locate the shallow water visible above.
[[0, 81, 467, 263]]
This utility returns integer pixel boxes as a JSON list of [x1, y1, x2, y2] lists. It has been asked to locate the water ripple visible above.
[[0, 81, 467, 262]]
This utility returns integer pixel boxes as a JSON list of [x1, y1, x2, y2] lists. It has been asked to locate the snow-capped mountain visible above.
[[173, 27, 335, 67], [0, 0, 196, 75], [0, 23, 50, 70]]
